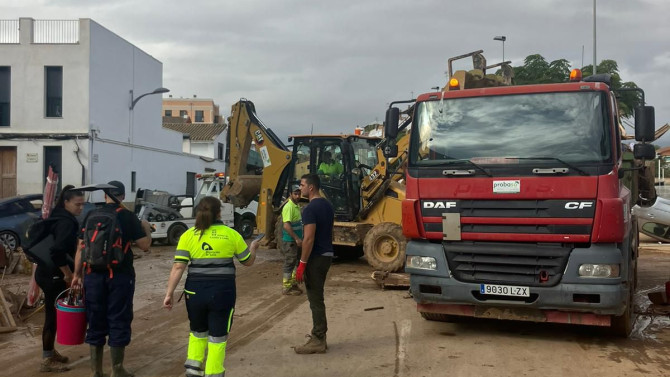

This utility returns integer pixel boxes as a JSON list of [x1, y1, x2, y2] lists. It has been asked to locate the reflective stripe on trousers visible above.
[[185, 331, 207, 376]]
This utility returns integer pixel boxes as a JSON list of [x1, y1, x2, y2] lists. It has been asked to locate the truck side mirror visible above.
[[385, 107, 400, 140], [633, 143, 656, 160], [635, 106, 655, 142]]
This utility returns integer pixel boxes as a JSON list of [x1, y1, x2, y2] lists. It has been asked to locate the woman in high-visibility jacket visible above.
[[163, 196, 258, 377]]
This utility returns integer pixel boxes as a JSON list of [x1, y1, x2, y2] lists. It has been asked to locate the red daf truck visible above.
[[383, 51, 656, 336]]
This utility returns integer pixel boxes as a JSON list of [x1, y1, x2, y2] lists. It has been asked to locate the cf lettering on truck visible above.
[[383, 50, 658, 336]]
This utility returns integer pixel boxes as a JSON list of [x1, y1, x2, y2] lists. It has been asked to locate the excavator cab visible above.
[[287, 135, 380, 221]]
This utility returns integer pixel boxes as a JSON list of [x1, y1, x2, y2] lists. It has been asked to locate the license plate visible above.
[[480, 284, 530, 297]]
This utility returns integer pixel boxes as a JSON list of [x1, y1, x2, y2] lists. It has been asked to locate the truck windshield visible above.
[[410, 92, 611, 168]]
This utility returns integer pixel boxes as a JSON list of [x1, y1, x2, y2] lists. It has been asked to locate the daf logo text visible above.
[[423, 201, 457, 209], [565, 202, 593, 209]]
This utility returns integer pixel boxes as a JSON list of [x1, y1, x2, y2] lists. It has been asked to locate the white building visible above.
[[0, 18, 225, 200], [162, 122, 227, 160]]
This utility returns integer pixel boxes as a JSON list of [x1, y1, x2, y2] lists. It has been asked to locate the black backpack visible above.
[[82, 206, 128, 277], [24, 217, 74, 272]]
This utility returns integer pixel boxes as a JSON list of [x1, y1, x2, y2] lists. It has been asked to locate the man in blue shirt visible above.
[[294, 174, 334, 354]]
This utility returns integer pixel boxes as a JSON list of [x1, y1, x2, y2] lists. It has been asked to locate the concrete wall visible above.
[[88, 139, 225, 202], [0, 18, 90, 133], [0, 138, 89, 195]]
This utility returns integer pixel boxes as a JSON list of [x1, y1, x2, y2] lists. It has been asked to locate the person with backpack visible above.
[[34, 185, 85, 373], [162, 196, 259, 377], [71, 181, 151, 377]]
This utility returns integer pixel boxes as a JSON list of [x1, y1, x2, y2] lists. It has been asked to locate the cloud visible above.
[[4, 0, 670, 145]]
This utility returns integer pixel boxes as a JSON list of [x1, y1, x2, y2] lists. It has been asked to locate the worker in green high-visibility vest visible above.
[[317, 151, 343, 177]]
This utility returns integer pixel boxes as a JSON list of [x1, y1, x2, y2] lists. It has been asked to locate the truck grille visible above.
[[444, 241, 571, 286]]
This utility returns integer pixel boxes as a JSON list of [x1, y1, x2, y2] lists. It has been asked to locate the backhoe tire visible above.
[[363, 222, 407, 272], [420, 312, 456, 322], [167, 223, 187, 246]]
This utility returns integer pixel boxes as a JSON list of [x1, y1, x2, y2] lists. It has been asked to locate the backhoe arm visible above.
[[222, 99, 292, 238]]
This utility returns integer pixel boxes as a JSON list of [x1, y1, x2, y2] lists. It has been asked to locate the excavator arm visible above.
[[222, 99, 292, 240], [357, 109, 412, 220]]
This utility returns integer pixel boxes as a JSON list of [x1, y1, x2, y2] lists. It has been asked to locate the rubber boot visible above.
[[110, 347, 134, 377], [90, 345, 103, 377]]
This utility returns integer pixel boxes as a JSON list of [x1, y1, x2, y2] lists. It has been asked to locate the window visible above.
[[131, 171, 136, 193], [186, 172, 196, 196], [195, 110, 204, 122], [0, 67, 10, 127], [45, 66, 63, 117], [165, 110, 172, 117], [179, 110, 188, 118], [218, 143, 224, 160]]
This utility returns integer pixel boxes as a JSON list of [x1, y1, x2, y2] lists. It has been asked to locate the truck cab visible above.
[[386, 63, 657, 336]]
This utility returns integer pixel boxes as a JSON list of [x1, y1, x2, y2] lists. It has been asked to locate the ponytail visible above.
[[194, 197, 221, 240], [54, 184, 84, 209]]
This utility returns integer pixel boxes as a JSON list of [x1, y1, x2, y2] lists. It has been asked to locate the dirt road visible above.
[[1, 243, 669, 377]]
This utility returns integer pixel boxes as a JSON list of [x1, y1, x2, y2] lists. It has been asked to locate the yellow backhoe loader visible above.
[[221, 99, 411, 271]]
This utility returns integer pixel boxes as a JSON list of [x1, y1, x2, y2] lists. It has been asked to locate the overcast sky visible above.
[[6, 0, 670, 145]]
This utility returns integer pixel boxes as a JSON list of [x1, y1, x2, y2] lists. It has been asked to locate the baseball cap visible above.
[[291, 184, 300, 192], [107, 180, 126, 197]]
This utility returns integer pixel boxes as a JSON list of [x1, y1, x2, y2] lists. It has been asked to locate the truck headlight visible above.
[[578, 264, 620, 278], [407, 256, 437, 270]]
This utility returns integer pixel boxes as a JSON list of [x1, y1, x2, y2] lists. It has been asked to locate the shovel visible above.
[[647, 281, 670, 305]]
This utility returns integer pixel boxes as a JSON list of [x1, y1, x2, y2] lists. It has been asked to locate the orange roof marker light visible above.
[[569, 69, 582, 82], [448, 78, 460, 90]]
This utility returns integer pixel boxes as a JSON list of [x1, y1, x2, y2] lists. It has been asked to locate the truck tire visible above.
[[167, 223, 187, 246], [237, 217, 255, 239], [420, 312, 456, 322], [610, 280, 635, 337], [363, 222, 407, 272]]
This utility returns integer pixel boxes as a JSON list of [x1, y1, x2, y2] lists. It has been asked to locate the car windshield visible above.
[[410, 91, 611, 167]]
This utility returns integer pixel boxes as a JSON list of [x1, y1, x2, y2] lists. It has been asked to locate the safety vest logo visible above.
[[202, 242, 213, 251]]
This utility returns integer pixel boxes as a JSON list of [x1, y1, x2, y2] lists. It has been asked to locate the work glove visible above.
[[296, 260, 307, 283]]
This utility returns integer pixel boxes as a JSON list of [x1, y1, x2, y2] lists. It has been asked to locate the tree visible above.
[[504, 55, 641, 118]]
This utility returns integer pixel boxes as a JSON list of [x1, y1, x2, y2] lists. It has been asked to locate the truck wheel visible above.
[[363, 222, 407, 272], [610, 281, 635, 337], [167, 224, 187, 246], [237, 217, 255, 239], [420, 312, 456, 322]]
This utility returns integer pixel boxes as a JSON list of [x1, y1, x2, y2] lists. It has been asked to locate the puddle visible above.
[[631, 284, 670, 341]]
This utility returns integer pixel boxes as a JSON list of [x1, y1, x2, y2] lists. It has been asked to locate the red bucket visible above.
[[55, 290, 86, 346]]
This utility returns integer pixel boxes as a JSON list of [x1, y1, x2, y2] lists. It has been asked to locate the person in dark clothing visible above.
[[71, 181, 152, 377], [35, 184, 85, 373], [294, 174, 335, 354]]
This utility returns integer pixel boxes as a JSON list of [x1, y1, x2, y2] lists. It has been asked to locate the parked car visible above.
[[633, 197, 670, 242], [0, 194, 43, 251]]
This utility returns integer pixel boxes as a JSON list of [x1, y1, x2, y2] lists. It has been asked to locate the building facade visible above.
[[162, 97, 221, 124], [0, 18, 225, 200]]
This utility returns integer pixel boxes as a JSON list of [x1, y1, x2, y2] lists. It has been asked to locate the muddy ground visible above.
[[0, 240, 669, 377]]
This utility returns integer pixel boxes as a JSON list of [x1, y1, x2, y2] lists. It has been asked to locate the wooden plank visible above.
[[0, 288, 17, 327]]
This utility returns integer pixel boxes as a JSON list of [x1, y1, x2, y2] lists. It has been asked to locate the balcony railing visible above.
[[32, 20, 79, 44], [0, 20, 19, 44]]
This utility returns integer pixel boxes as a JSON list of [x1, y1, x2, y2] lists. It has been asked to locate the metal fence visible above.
[[0, 20, 19, 44], [33, 20, 79, 44]]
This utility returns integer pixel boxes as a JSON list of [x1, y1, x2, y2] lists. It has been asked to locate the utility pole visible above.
[[593, 0, 597, 74]]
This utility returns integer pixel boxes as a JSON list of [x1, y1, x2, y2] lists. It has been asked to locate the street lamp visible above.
[[493, 35, 506, 62], [129, 87, 170, 110]]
